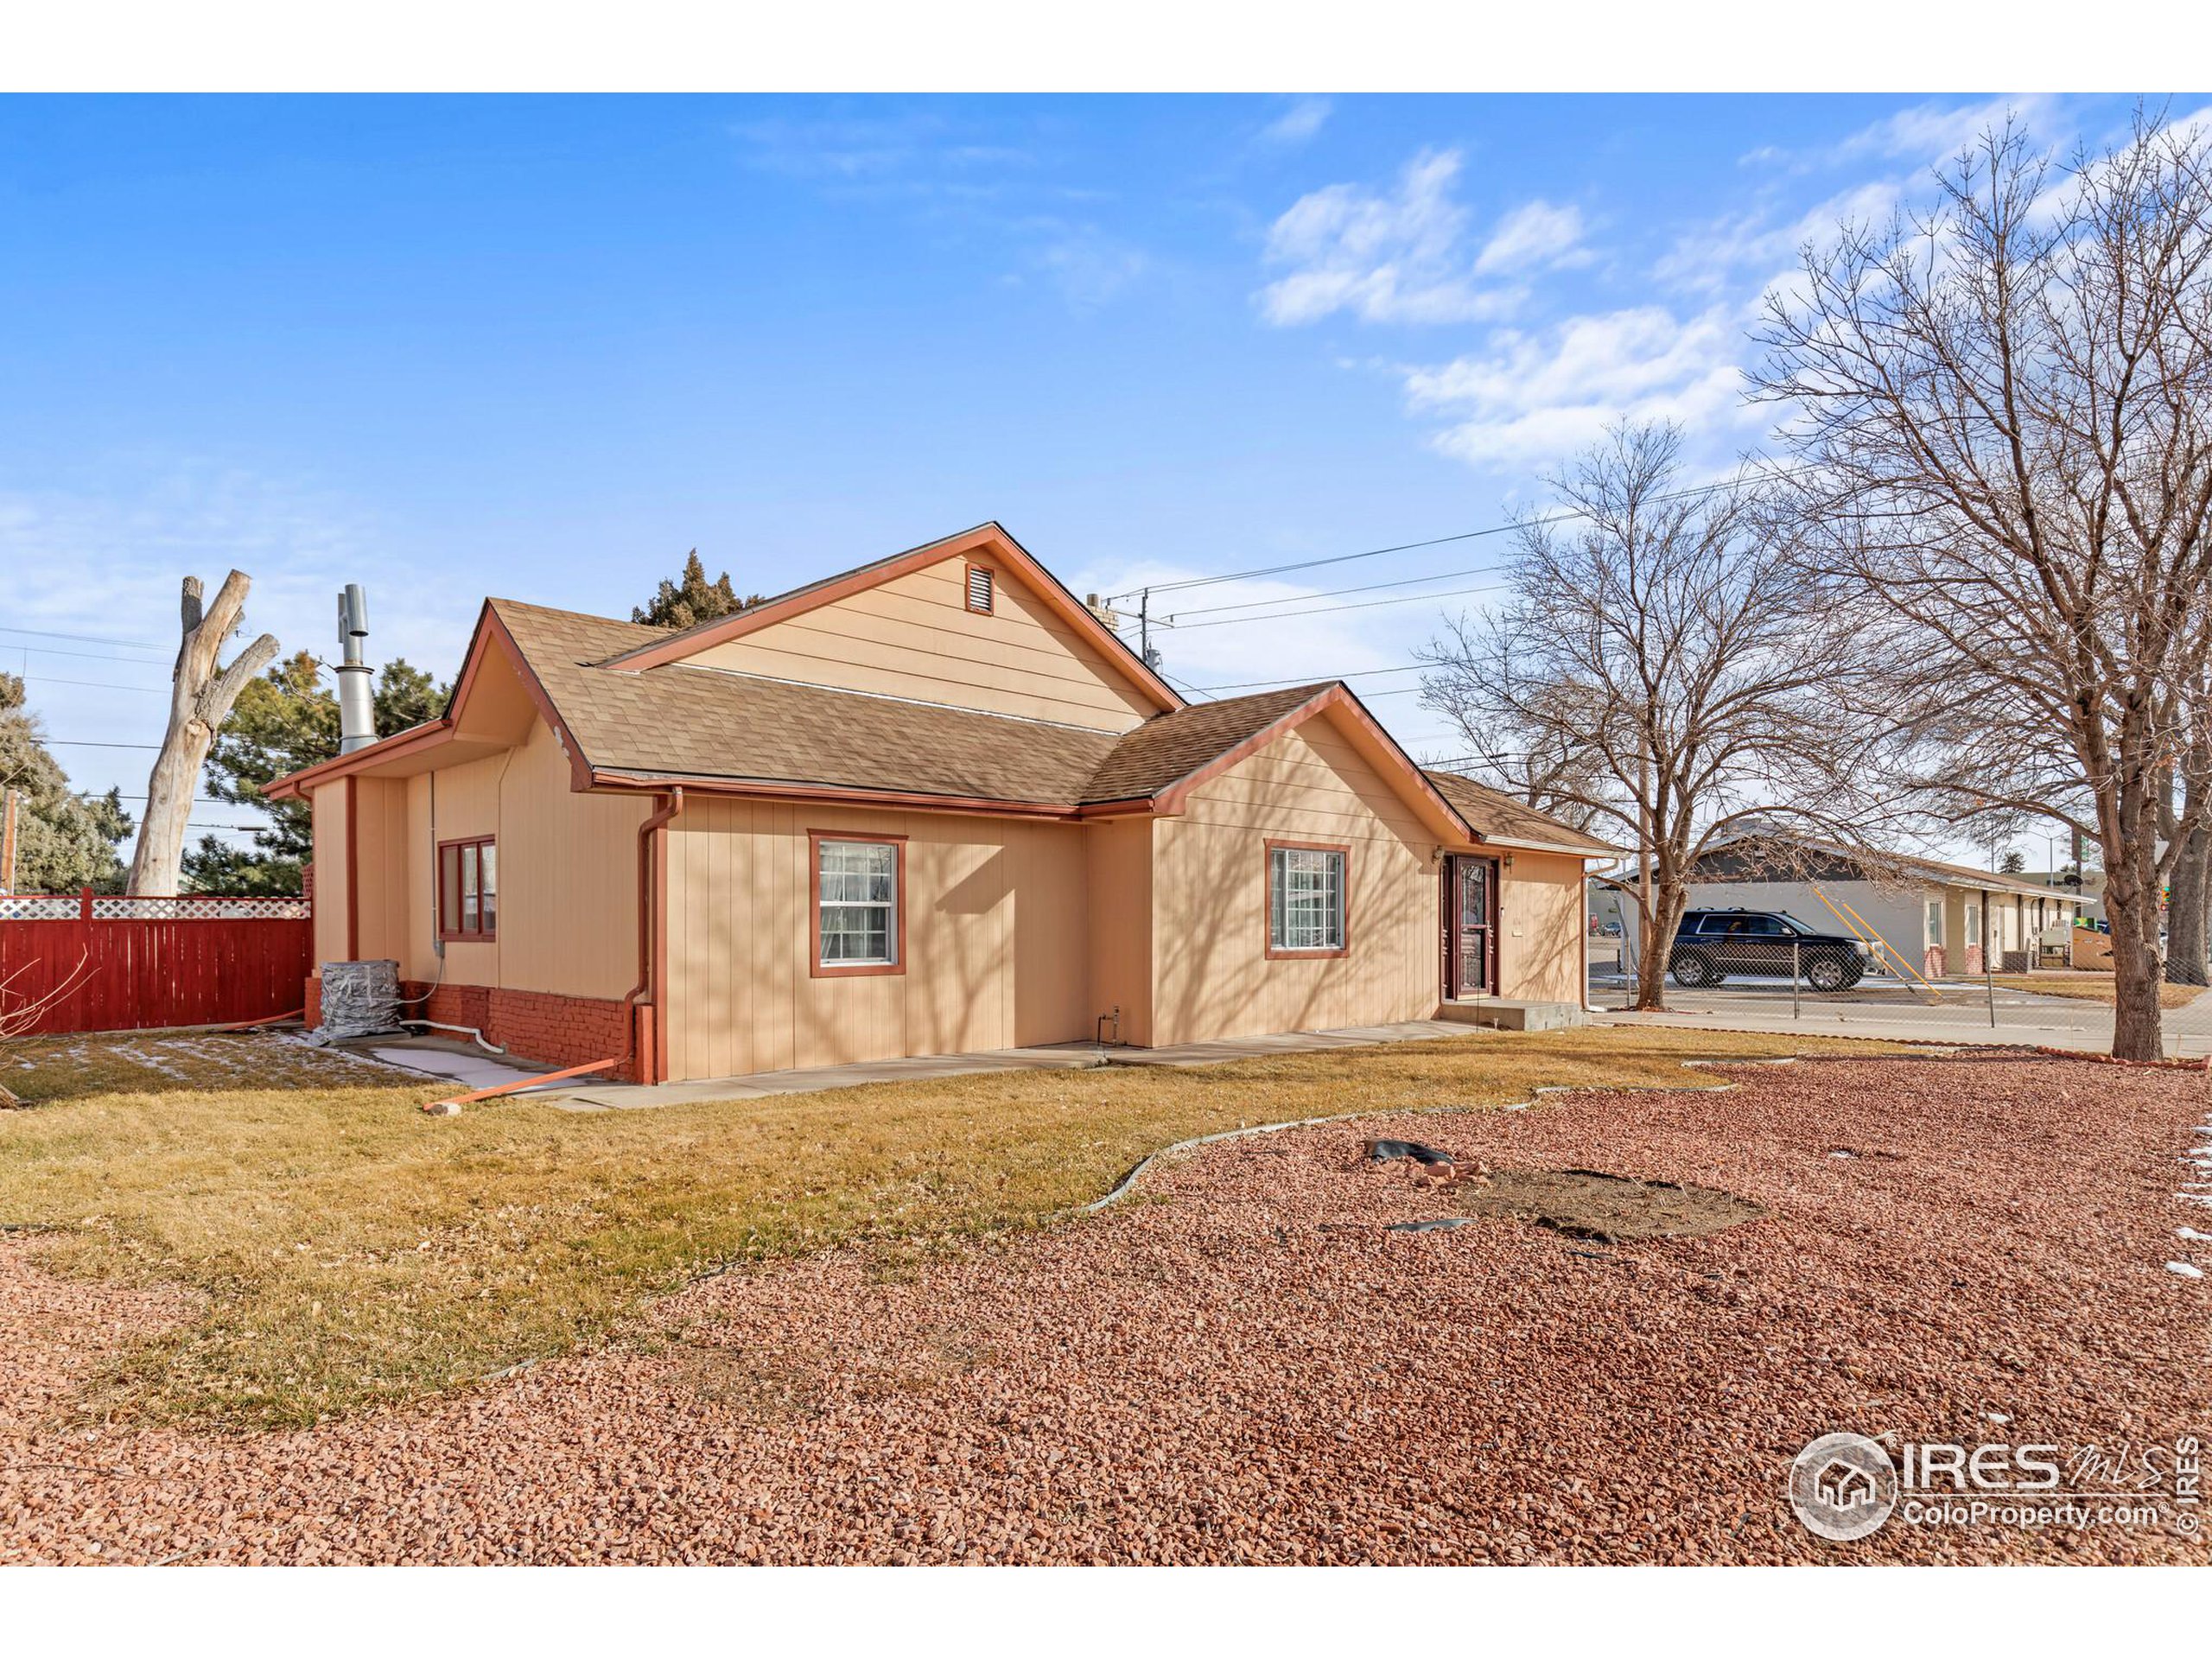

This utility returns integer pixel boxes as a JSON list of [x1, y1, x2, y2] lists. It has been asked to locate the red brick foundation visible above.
[[400, 982, 639, 1081]]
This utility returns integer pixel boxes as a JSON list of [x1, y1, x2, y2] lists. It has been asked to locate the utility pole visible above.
[[0, 788, 18, 893], [1138, 588, 1150, 669]]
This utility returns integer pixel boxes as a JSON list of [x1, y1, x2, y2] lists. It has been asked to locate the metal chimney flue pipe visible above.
[[336, 583, 375, 753]]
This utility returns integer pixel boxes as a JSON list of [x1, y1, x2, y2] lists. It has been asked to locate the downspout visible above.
[[625, 786, 684, 1084], [344, 775, 360, 961], [1580, 864, 1592, 1013]]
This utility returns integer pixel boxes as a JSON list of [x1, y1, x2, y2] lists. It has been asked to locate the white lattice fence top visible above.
[[0, 893, 309, 920], [0, 895, 80, 920], [92, 895, 309, 919]]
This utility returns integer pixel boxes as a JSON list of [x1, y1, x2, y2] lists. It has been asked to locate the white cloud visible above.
[[1402, 305, 1760, 467], [1739, 96, 2053, 175], [1473, 200, 1591, 276], [1256, 97, 1332, 149], [1022, 223, 1151, 312], [1258, 151, 1594, 327], [1654, 177, 1902, 296]]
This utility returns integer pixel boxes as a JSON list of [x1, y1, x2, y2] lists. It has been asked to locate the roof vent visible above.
[[966, 565, 995, 614]]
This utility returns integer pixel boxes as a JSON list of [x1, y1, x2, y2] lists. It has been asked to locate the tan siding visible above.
[[678, 556, 1155, 732], [1084, 816, 1154, 1046], [662, 803, 1092, 1083], [352, 778, 411, 965], [324, 715, 646, 999], [1497, 852, 1586, 1003], [309, 783, 349, 967], [495, 721, 648, 1000], [1149, 719, 1440, 1046]]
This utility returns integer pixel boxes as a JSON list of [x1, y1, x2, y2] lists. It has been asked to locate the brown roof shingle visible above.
[[1422, 770, 1618, 855], [494, 599, 1120, 805], [1077, 685, 1328, 805], [492, 602, 1455, 823]]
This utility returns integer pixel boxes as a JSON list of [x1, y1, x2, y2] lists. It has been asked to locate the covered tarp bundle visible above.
[[314, 958, 402, 1041]]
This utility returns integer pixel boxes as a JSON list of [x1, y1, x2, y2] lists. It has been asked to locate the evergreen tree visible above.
[[1999, 850, 2026, 876], [0, 672, 134, 892], [184, 652, 449, 894], [632, 550, 763, 630]]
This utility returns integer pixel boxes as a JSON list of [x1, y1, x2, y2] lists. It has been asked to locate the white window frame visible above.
[[812, 836, 902, 975], [1267, 842, 1348, 957]]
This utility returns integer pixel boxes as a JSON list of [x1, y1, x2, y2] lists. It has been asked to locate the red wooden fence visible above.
[[0, 889, 313, 1036]]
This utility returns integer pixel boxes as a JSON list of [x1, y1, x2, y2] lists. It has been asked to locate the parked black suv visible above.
[[1669, 909, 1869, 990]]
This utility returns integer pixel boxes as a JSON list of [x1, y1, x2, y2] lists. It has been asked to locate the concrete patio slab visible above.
[[308, 1033, 562, 1095]]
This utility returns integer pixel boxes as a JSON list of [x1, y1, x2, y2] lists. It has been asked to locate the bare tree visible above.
[[1427, 712, 1610, 832], [2158, 668, 2212, 985], [0, 949, 92, 1105], [1421, 422, 1885, 1009], [1752, 111, 2212, 1058], [128, 572, 279, 897]]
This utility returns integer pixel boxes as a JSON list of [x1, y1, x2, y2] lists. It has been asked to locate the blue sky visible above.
[[0, 92, 2184, 852]]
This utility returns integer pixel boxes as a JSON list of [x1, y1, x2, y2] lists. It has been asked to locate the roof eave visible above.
[[263, 716, 459, 801], [587, 767, 1079, 820]]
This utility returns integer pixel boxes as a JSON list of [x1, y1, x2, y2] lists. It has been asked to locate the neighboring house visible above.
[[269, 523, 1614, 1084], [1686, 834, 2082, 980]]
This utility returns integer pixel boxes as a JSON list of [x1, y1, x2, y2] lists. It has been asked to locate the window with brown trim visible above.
[[965, 564, 995, 614], [1266, 839, 1349, 958], [438, 836, 498, 941], [810, 833, 906, 976]]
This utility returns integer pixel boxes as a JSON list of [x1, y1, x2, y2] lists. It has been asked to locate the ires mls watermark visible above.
[[1789, 1431, 2202, 1541]]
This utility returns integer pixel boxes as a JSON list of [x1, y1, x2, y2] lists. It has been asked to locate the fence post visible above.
[[1792, 937, 1801, 1020], [79, 886, 93, 922]]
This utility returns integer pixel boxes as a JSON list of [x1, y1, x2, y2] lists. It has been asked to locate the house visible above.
[[267, 524, 1614, 1084], [1684, 834, 2083, 979]]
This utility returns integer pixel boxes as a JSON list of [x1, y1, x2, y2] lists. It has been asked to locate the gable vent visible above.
[[965, 564, 995, 614]]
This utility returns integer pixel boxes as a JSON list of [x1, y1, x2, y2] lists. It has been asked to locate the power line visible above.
[[0, 625, 159, 649], [47, 738, 162, 750], [1157, 558, 1514, 619], [1144, 578, 1509, 632], [1112, 522, 1525, 602], [22, 675, 170, 695], [1183, 664, 1427, 692], [9, 642, 174, 666], [1108, 467, 1794, 604]]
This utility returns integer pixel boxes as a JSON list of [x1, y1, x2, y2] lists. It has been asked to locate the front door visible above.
[[1444, 855, 1499, 997]]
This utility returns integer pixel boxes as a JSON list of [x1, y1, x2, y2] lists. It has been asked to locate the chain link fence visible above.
[[1586, 927, 2212, 1055]]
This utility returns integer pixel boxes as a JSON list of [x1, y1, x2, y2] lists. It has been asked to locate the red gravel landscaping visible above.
[[3, 1053, 2209, 1564]]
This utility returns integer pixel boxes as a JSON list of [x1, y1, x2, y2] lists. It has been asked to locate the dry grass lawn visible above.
[[1989, 972, 2201, 1008], [1, 1024, 1902, 1431]]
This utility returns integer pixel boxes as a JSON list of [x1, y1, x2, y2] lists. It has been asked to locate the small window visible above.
[[812, 835, 904, 976], [1726, 915, 1787, 936], [438, 836, 497, 941], [1925, 899, 1943, 947], [1267, 841, 1347, 957], [965, 564, 995, 614]]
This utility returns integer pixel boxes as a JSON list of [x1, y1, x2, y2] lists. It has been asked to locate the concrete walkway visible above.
[[536, 1018, 1495, 1112], [1094, 1018, 1487, 1067]]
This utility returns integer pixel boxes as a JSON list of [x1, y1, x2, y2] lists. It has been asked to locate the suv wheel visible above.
[[1804, 952, 1860, 992], [1670, 950, 1718, 988]]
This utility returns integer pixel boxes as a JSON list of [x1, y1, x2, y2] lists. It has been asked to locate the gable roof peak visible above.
[[587, 521, 1181, 714]]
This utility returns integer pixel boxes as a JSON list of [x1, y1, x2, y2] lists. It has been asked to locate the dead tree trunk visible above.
[[126, 572, 278, 897]]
